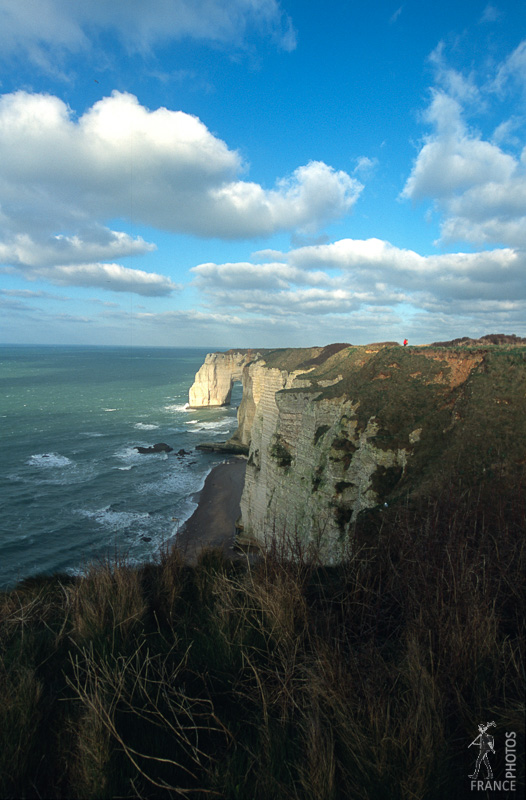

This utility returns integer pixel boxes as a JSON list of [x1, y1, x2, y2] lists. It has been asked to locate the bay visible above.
[[0, 345, 240, 589]]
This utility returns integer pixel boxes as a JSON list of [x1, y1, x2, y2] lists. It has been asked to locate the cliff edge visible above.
[[188, 339, 526, 559]]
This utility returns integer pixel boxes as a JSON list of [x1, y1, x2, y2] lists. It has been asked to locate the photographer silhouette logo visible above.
[[469, 721, 496, 780], [468, 722, 518, 792]]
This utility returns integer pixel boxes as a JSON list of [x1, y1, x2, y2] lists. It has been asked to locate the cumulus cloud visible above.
[[0, 230, 155, 268], [192, 237, 526, 327], [187, 39, 526, 342], [0, 90, 360, 292], [0, 0, 296, 71], [402, 41, 526, 248], [23, 263, 180, 296], [0, 91, 359, 238]]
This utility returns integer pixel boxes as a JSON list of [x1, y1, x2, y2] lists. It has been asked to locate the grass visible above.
[[0, 480, 524, 799]]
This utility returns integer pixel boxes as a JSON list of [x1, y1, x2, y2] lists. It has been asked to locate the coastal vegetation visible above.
[[1, 477, 524, 799]]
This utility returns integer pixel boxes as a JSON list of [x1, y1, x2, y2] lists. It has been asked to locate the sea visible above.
[[0, 345, 242, 590]]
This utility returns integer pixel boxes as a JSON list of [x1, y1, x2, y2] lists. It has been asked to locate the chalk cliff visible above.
[[189, 341, 526, 559], [188, 351, 255, 407]]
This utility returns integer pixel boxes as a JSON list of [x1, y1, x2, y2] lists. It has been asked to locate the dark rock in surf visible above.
[[135, 442, 173, 454], [196, 441, 249, 455]]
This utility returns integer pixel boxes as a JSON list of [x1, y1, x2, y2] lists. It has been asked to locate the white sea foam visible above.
[[103, 408, 118, 412], [133, 422, 160, 430], [163, 403, 190, 413], [186, 419, 235, 431], [171, 497, 200, 535], [27, 452, 73, 468], [77, 507, 152, 531], [138, 462, 209, 498], [80, 432, 105, 438], [114, 445, 144, 463]]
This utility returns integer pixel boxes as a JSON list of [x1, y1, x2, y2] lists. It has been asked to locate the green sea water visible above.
[[0, 345, 241, 589]]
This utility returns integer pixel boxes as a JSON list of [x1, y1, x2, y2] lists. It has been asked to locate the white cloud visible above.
[[428, 43, 482, 107], [0, 230, 155, 268], [0, 90, 360, 292], [192, 238, 526, 323], [184, 233, 526, 343], [353, 156, 379, 178], [492, 41, 526, 97], [480, 5, 500, 24], [208, 161, 362, 237], [23, 263, 180, 296], [0, 0, 296, 71], [0, 91, 359, 238], [402, 40, 526, 248], [402, 102, 517, 200], [0, 288, 67, 300], [389, 6, 403, 25], [491, 117, 523, 147]]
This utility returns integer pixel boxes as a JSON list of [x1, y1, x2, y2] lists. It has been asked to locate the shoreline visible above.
[[174, 457, 247, 564]]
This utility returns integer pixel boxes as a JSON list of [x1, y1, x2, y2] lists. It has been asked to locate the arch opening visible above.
[[230, 379, 243, 408]]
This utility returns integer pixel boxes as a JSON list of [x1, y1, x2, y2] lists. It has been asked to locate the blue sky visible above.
[[0, 0, 525, 347]]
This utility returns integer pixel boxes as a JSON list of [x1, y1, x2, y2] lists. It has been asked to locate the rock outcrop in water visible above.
[[189, 339, 526, 559], [135, 442, 173, 454]]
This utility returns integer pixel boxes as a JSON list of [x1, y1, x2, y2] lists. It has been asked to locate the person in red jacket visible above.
[[403, 338, 408, 346]]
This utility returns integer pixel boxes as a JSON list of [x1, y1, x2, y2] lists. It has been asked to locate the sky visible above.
[[0, 0, 525, 348]]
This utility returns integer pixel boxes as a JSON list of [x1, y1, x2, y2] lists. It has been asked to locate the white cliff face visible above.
[[187, 344, 524, 560], [190, 343, 526, 562], [239, 383, 409, 560], [188, 350, 413, 560], [188, 351, 254, 407], [233, 360, 307, 445]]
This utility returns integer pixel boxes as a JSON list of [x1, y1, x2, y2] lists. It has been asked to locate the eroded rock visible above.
[[135, 442, 173, 454]]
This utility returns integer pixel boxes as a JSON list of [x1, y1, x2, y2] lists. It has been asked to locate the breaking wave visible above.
[[27, 452, 73, 469]]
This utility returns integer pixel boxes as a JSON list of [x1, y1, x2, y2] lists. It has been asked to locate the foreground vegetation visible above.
[[1, 480, 524, 799]]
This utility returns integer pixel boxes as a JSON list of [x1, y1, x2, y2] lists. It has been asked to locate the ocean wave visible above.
[[138, 463, 209, 498], [170, 496, 200, 535], [186, 419, 235, 431], [80, 432, 105, 438], [163, 403, 190, 413], [133, 422, 160, 430], [186, 427, 232, 436], [114, 445, 146, 462], [114, 444, 173, 464], [27, 452, 73, 468], [103, 408, 118, 412], [77, 507, 152, 531]]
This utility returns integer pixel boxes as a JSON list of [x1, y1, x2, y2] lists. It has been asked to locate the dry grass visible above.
[[0, 480, 524, 799]]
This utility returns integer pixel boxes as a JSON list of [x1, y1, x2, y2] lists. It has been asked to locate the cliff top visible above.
[[220, 334, 525, 373], [228, 335, 525, 499]]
